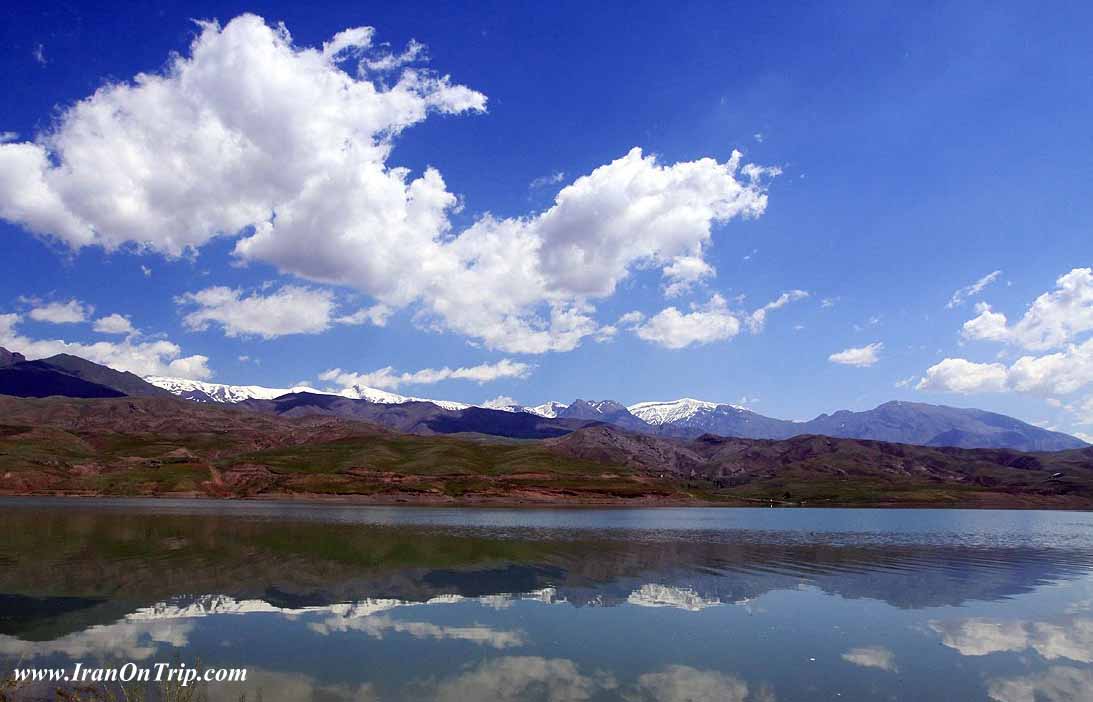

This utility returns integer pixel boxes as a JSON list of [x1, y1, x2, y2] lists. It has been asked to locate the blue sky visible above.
[[0, 1, 1091, 437]]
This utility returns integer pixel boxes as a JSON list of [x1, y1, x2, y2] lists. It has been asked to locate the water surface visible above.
[[2, 498, 1092, 700]]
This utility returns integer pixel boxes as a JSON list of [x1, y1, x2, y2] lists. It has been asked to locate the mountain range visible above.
[[150, 375, 1084, 452], [0, 348, 1085, 452], [3, 393, 1093, 508]]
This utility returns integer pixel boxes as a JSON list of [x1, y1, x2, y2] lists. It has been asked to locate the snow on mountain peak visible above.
[[145, 376, 327, 403], [523, 401, 566, 418], [627, 398, 738, 425], [626, 584, 722, 611], [146, 376, 468, 410]]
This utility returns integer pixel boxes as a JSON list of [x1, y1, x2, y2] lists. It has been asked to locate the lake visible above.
[[2, 498, 1093, 701]]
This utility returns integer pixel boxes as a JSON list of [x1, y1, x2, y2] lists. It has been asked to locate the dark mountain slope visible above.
[[240, 393, 598, 439], [0, 347, 170, 399], [0, 365, 125, 399], [33, 353, 172, 397]]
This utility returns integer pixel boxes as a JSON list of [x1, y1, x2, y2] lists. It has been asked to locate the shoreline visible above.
[[2, 490, 1091, 511]]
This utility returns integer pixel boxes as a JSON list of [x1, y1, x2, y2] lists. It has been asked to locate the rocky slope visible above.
[[1, 394, 1092, 507], [548, 424, 1093, 505]]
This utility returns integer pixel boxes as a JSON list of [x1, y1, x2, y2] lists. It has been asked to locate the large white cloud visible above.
[[625, 290, 806, 350], [92, 313, 136, 335], [930, 617, 1093, 664], [0, 312, 211, 379], [28, 299, 92, 324], [0, 14, 776, 354], [0, 14, 484, 255], [631, 665, 752, 702], [917, 358, 1009, 393], [0, 619, 192, 661], [630, 294, 742, 349], [962, 268, 1093, 350], [923, 269, 1093, 402], [988, 666, 1093, 702], [426, 656, 616, 702], [320, 358, 532, 391], [178, 285, 340, 339], [919, 338, 1093, 395]]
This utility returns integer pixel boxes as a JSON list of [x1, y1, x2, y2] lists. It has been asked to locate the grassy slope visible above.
[[219, 434, 677, 500], [0, 396, 683, 502], [2, 395, 1092, 507]]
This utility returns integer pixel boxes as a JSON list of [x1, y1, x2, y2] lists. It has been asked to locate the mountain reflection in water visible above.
[[2, 499, 1093, 701]]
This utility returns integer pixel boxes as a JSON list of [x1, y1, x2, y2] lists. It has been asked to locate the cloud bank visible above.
[[0, 14, 777, 355]]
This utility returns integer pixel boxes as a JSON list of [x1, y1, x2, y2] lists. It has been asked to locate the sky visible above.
[[0, 1, 1091, 438]]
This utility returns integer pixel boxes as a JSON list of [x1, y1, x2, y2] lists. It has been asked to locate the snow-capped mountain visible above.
[[336, 383, 468, 410], [628, 398, 733, 425], [127, 589, 566, 622], [146, 376, 329, 404], [629, 398, 805, 439], [626, 584, 723, 611], [143, 375, 1089, 452], [146, 376, 468, 410], [523, 401, 566, 418]]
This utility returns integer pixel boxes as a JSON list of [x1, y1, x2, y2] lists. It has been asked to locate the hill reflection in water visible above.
[[2, 499, 1093, 701]]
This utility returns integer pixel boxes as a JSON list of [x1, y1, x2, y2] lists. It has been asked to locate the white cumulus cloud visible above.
[[962, 268, 1093, 350], [335, 304, 392, 327], [28, 299, 92, 324], [917, 357, 1009, 393], [662, 256, 716, 298], [631, 294, 742, 349], [319, 358, 532, 391], [0, 14, 776, 354], [829, 342, 883, 367], [922, 269, 1093, 407], [178, 285, 337, 339], [921, 334, 1093, 396], [92, 313, 135, 335], [0, 313, 210, 379], [628, 289, 805, 350]]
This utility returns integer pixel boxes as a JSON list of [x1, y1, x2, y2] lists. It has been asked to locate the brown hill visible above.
[[2, 396, 1092, 507], [549, 425, 1093, 505]]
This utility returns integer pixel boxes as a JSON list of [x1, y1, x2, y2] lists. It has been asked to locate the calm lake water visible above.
[[3, 499, 1093, 701]]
